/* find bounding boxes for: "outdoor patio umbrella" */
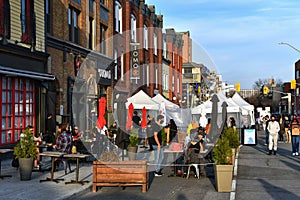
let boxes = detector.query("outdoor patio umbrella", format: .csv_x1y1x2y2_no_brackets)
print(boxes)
96,97,106,129
141,106,147,129
126,103,134,131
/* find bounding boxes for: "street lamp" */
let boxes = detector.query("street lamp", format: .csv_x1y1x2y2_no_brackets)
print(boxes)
279,42,300,114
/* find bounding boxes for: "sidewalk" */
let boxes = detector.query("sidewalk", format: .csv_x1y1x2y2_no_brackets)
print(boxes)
0,155,93,200
236,130,300,199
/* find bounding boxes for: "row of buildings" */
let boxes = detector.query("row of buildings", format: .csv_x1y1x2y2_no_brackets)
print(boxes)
0,0,219,146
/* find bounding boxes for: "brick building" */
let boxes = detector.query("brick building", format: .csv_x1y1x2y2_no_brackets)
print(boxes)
0,1,54,146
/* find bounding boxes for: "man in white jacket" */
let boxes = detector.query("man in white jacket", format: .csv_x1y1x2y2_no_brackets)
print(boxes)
267,115,280,155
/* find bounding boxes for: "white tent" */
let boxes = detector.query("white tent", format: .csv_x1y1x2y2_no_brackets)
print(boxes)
125,90,160,110
232,93,255,126
152,93,179,110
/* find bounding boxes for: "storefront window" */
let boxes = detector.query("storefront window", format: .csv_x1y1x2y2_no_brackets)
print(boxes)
0,76,36,145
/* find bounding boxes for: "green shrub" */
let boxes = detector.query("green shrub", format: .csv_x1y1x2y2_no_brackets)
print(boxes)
128,127,139,147
222,126,240,149
212,136,232,165
13,128,37,159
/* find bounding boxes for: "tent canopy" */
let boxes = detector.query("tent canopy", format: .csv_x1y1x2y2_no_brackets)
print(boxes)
126,90,160,110
152,93,179,110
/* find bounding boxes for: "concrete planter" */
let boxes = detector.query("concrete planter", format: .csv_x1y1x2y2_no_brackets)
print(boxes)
214,164,233,192
127,146,138,160
19,158,33,181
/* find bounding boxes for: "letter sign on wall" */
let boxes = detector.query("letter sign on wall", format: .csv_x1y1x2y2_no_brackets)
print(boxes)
130,43,140,80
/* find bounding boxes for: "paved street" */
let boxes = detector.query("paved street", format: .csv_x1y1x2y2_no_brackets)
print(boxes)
236,130,300,200
1,130,300,200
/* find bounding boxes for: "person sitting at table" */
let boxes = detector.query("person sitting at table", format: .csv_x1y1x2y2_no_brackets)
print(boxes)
184,127,206,177
72,125,84,153
54,123,72,172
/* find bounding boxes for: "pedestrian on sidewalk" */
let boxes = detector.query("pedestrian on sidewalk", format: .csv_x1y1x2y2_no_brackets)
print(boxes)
267,115,280,155
264,115,270,146
291,115,300,156
284,115,291,143
152,115,165,176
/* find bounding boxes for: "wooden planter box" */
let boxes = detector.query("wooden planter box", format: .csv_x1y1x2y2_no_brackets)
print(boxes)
93,160,148,192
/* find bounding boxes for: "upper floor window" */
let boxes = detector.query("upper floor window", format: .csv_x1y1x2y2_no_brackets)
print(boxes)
0,0,10,39
21,0,35,44
114,1,122,33
100,25,107,54
89,0,94,13
88,17,94,49
130,14,136,42
143,24,148,49
153,32,157,55
68,7,80,44
72,0,81,5
45,0,51,33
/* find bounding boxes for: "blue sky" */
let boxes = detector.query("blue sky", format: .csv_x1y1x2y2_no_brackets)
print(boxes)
147,0,300,89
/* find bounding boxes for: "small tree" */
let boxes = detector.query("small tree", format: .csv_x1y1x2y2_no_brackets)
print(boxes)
222,127,240,149
13,128,37,159
128,127,139,147
212,137,232,165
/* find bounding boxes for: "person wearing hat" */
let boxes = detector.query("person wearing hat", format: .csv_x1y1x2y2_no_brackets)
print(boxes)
267,115,280,155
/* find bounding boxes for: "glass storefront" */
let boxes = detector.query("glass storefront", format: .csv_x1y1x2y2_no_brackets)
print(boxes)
1,76,36,145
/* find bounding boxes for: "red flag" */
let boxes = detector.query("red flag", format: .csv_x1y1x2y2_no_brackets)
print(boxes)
126,103,134,131
141,107,147,129
96,97,106,129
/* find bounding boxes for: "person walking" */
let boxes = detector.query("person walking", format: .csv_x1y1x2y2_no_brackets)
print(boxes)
291,115,300,156
284,115,291,143
264,115,270,146
152,114,165,176
267,115,280,155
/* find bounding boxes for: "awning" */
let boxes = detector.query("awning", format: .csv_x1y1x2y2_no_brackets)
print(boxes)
0,66,55,81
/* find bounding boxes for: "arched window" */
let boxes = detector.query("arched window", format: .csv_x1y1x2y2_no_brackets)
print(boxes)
143,24,148,49
114,1,122,33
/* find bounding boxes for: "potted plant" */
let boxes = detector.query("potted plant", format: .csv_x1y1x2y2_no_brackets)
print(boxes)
222,126,240,164
127,127,139,160
13,127,37,180
212,136,233,192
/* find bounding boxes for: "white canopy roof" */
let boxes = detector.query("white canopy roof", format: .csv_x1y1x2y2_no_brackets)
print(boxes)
232,93,254,112
126,90,160,110
152,93,179,110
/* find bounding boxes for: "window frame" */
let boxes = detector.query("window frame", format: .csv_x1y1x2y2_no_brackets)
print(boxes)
114,1,122,33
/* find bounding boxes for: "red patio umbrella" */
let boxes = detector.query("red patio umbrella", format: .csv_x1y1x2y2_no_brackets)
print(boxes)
141,107,147,129
96,97,106,129
126,103,134,131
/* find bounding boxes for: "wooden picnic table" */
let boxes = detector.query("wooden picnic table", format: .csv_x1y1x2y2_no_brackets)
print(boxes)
63,153,91,185
39,151,65,183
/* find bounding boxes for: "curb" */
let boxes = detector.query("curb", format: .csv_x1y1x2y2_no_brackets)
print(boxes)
230,145,242,200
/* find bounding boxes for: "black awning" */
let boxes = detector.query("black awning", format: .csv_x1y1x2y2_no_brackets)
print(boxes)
0,66,55,81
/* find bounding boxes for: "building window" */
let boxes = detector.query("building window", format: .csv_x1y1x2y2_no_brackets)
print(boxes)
1,77,36,145
100,0,105,5
0,0,11,39
114,49,118,80
114,1,122,33
155,66,158,88
89,0,94,13
21,0,35,43
130,14,136,42
100,25,107,54
146,64,149,87
143,24,148,49
68,7,80,44
184,68,192,74
296,70,299,79
45,0,51,33
88,17,94,49
72,0,81,5
153,32,157,55
121,53,124,81
163,34,167,58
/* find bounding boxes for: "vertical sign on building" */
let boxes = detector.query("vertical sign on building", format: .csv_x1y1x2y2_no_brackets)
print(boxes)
130,43,140,81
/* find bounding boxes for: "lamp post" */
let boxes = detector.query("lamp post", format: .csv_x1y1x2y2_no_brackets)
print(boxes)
279,42,300,114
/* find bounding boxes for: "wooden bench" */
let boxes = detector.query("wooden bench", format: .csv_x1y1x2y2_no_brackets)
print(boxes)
93,160,148,192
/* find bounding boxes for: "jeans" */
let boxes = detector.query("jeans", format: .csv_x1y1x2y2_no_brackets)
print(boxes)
291,136,300,153
265,131,269,145
152,145,164,173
